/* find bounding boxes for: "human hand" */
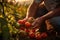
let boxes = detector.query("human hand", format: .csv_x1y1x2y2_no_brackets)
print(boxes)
32,17,45,28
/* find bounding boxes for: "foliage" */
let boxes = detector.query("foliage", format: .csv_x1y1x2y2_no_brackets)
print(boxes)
0,0,29,40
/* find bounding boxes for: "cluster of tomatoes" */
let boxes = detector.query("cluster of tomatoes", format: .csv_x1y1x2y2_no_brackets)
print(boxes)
17,17,48,40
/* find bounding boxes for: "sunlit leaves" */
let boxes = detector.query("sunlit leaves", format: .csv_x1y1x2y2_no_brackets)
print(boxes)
0,0,29,40
0,14,3,18
3,1,29,33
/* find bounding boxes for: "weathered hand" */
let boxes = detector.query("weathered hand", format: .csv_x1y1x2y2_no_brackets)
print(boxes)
32,17,44,28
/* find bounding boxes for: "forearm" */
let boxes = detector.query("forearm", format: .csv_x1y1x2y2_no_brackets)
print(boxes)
41,7,60,20
26,0,43,18
26,1,39,18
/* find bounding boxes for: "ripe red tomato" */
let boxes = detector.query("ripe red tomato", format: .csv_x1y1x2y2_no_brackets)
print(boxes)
25,22,31,28
25,29,30,33
41,32,47,38
35,33,41,39
18,20,26,24
29,32,35,38
20,27,25,30
32,29,35,32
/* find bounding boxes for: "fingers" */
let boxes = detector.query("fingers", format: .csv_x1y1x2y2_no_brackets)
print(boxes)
32,21,40,28
32,18,39,25
32,22,40,29
32,21,36,26
34,24,39,27
32,18,40,27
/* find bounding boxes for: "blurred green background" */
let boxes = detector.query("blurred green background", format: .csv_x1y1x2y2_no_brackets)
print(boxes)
0,0,30,40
